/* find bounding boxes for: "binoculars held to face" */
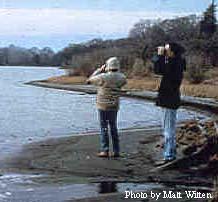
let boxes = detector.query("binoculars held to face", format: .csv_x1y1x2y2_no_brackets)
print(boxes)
157,44,174,57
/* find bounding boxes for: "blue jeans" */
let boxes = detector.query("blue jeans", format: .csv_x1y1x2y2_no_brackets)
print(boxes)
98,110,119,154
162,108,177,160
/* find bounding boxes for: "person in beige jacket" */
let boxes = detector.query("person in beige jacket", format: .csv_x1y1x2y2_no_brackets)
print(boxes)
87,57,127,158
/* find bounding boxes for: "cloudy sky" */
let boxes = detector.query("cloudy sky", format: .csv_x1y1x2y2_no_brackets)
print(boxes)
0,0,213,50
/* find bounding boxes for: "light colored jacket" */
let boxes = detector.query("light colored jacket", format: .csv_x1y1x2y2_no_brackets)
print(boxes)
88,69,127,110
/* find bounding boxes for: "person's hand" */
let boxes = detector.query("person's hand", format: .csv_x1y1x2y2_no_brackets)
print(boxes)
166,49,174,58
157,46,165,56
86,80,91,85
100,64,106,72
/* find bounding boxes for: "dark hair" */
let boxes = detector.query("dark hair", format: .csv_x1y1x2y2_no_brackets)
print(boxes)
169,42,185,57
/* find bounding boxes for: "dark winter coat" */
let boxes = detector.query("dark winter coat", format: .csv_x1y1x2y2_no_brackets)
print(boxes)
153,55,186,109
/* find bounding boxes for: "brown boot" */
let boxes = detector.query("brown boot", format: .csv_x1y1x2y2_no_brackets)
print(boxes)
97,151,109,158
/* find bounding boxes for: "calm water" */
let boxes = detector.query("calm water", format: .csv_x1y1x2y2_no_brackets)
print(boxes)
0,66,206,155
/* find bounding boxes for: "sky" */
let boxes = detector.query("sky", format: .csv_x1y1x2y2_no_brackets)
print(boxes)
0,0,214,51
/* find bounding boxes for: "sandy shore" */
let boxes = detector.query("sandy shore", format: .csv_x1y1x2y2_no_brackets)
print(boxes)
1,127,215,200
2,128,162,180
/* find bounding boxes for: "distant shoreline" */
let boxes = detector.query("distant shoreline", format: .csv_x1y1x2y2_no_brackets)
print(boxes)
27,79,218,115
0,65,59,68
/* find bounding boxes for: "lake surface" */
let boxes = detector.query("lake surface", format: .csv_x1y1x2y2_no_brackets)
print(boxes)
0,66,206,155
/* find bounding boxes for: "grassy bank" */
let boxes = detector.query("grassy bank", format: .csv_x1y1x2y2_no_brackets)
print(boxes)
43,75,218,100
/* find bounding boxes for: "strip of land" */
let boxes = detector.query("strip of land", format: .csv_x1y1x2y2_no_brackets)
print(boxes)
41,75,218,100
27,78,218,114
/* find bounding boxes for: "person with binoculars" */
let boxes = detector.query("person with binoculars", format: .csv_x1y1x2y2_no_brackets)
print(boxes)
87,57,127,158
152,42,186,166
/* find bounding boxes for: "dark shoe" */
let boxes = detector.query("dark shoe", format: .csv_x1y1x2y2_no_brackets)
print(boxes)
111,152,120,158
97,151,109,158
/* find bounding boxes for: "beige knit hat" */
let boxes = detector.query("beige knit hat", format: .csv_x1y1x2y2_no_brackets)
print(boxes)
105,57,120,71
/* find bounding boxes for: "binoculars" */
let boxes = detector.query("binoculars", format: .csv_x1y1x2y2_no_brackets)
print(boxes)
157,44,171,56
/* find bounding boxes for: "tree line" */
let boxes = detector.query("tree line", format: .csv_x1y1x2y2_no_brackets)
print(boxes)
0,2,217,83
0,45,59,66
57,2,217,83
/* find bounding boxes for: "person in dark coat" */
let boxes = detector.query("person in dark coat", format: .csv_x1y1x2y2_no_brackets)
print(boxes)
152,42,186,166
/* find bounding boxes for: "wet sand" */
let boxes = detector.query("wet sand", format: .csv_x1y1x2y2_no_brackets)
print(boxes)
1,127,215,202
2,128,161,179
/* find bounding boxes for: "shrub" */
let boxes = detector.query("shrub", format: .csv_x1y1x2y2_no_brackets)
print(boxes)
64,63,95,77
64,68,76,76
131,58,152,77
186,63,206,84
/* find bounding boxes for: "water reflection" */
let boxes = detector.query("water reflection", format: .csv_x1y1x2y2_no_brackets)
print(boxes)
98,182,117,194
